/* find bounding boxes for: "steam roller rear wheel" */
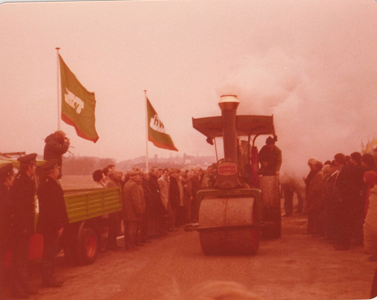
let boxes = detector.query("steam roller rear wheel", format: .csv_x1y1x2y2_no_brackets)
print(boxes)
198,196,259,255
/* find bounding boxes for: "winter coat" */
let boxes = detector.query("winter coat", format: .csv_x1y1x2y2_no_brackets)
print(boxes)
10,172,36,236
308,170,324,211
43,134,69,166
123,179,145,222
258,145,282,175
149,174,167,216
37,176,68,235
158,176,170,210
169,177,180,210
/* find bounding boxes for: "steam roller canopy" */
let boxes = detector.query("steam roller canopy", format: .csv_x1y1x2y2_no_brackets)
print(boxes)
198,196,259,255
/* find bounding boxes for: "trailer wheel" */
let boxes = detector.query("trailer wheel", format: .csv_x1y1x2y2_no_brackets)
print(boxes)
77,228,98,265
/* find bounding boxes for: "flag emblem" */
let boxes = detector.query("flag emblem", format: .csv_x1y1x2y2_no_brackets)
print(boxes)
147,98,178,151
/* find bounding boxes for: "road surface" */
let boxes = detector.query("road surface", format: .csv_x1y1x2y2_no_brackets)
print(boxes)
18,214,376,300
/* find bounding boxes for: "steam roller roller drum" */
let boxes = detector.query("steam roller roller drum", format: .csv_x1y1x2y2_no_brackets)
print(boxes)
198,196,259,255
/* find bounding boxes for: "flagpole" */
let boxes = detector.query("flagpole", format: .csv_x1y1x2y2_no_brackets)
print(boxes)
144,90,149,171
56,47,61,130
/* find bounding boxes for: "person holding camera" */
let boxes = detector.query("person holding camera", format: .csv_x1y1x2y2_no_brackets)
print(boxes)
43,130,70,178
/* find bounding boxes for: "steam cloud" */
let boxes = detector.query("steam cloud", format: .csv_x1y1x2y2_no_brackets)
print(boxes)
217,45,377,179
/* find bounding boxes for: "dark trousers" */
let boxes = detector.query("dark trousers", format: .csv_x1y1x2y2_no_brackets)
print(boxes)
108,215,120,248
124,221,139,249
283,187,294,216
334,202,352,247
191,199,199,222
42,233,60,283
323,201,336,241
139,213,149,242
148,215,158,237
10,233,31,293
157,215,168,236
168,207,178,230
309,209,324,235
351,201,365,244
176,206,186,226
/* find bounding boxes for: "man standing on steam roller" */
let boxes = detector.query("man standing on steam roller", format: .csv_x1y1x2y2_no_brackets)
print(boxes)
258,136,282,176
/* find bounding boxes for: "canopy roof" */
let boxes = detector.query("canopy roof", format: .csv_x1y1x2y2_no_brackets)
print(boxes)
192,115,276,143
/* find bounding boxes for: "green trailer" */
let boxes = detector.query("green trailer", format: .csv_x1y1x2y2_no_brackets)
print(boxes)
62,187,123,264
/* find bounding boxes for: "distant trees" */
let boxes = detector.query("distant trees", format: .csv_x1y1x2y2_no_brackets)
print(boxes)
61,154,216,175
63,156,115,175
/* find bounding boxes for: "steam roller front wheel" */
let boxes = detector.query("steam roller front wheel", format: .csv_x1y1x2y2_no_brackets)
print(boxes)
198,196,259,255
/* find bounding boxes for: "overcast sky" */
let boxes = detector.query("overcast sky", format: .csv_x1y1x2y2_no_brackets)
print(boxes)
1,0,377,176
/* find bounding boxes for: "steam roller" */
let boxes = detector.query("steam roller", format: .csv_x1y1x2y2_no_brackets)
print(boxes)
191,95,281,255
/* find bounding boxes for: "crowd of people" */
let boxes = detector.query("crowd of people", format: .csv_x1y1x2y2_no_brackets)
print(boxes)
0,128,229,299
91,164,217,252
0,133,284,299
283,151,377,258
4,129,377,298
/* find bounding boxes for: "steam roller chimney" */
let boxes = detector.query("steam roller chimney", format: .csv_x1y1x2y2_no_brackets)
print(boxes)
218,95,240,164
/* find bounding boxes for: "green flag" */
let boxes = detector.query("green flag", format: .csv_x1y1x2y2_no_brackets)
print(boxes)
147,98,178,151
59,55,99,143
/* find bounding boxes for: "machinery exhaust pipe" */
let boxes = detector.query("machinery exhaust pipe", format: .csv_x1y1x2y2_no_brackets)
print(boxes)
218,95,240,164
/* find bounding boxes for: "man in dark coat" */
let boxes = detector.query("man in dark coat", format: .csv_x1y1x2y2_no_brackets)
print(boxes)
10,153,38,298
123,171,145,250
258,136,282,176
106,169,124,250
333,153,354,250
190,168,202,222
0,163,15,300
149,167,167,237
43,130,70,178
168,169,181,230
37,159,68,287
349,152,366,246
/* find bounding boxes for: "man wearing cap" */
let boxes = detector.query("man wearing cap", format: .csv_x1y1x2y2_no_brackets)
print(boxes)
43,130,70,178
37,159,68,287
10,153,38,298
0,163,15,299
123,170,146,250
258,136,282,176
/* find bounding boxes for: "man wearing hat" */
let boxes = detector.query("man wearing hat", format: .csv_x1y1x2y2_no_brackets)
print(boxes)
37,159,68,288
0,163,15,299
123,170,145,250
10,153,38,298
258,136,282,176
